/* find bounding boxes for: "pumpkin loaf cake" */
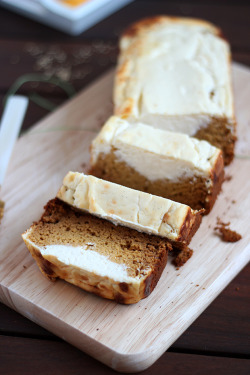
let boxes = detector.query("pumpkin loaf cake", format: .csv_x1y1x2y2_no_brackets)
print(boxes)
22,173,202,303
57,172,203,246
90,116,224,213
114,16,236,165
22,198,171,304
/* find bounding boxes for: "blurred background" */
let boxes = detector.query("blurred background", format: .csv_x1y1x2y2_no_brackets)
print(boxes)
0,0,249,130
0,1,250,374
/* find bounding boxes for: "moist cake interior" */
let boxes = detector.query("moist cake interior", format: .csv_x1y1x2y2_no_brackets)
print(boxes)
28,198,171,279
90,149,224,212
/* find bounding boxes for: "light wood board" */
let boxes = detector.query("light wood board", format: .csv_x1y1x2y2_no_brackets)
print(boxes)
0,62,249,373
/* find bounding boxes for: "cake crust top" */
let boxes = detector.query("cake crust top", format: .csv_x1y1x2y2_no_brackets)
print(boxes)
114,16,233,122
121,16,221,47
57,172,202,244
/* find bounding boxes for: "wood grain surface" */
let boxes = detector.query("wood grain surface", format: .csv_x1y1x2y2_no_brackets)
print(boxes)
0,2,250,374
0,63,249,372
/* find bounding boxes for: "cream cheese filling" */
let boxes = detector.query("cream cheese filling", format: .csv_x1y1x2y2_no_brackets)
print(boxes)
128,113,212,136
91,117,220,182
37,243,139,284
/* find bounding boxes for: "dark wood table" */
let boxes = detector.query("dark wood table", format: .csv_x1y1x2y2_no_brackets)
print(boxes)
0,1,249,374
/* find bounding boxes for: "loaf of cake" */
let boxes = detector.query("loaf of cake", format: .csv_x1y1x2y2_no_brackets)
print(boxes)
90,116,224,213
114,16,236,165
57,172,203,246
22,198,171,304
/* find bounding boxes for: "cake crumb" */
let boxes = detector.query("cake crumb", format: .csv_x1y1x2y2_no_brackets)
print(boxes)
0,200,4,224
224,174,232,182
215,218,242,242
80,162,87,170
173,247,193,267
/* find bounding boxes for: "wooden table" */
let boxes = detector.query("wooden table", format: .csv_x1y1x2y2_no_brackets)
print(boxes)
0,1,249,374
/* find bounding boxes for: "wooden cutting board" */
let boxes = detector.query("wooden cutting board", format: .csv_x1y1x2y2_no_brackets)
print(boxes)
0,62,249,373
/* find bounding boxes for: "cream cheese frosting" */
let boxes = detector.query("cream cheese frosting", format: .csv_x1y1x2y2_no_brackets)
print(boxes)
90,116,221,182
114,17,234,132
57,172,196,241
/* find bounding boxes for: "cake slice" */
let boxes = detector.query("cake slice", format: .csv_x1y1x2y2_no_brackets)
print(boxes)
22,198,170,304
22,173,202,303
57,172,203,246
90,116,224,213
114,16,236,165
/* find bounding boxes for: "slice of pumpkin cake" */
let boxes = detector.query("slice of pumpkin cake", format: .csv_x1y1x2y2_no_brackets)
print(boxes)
22,198,170,304
22,173,202,304
57,172,203,245
90,116,224,213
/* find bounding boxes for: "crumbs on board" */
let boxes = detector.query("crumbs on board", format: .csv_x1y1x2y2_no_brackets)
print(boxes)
0,200,4,224
214,218,242,242
173,247,193,268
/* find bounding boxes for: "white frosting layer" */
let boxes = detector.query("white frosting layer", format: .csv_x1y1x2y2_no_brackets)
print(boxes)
39,244,137,283
57,172,194,241
114,17,234,132
91,116,221,182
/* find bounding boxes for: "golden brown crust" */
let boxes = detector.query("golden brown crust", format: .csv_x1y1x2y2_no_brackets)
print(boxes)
177,207,204,248
206,151,225,212
119,98,134,119
121,15,221,41
143,248,168,298
0,200,4,224
24,240,168,304
24,240,57,281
